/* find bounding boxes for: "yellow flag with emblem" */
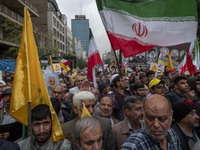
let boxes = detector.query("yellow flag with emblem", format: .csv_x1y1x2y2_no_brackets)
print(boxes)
10,7,65,142
81,103,92,118
59,61,70,72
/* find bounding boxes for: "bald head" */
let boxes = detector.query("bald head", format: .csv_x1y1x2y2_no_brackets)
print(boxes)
144,94,171,114
143,94,172,142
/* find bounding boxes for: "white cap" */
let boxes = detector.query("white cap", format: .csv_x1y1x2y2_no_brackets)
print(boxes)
110,74,119,84
0,81,6,86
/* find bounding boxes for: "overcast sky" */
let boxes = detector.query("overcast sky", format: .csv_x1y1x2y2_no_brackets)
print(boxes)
56,0,111,56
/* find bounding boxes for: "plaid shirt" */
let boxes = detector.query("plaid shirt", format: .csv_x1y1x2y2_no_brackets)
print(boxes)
120,126,182,150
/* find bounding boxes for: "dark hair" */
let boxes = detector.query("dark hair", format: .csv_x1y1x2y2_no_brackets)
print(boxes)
31,104,51,121
139,73,146,80
50,98,61,115
130,82,144,92
124,95,143,110
99,95,113,105
173,76,187,85
111,75,123,88
146,70,155,77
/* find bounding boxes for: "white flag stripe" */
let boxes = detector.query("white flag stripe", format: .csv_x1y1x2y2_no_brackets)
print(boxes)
99,10,197,45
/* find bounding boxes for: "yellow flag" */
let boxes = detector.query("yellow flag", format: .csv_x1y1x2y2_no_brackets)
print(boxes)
168,51,173,71
49,55,55,73
81,103,92,118
10,7,65,142
59,61,70,72
72,71,77,82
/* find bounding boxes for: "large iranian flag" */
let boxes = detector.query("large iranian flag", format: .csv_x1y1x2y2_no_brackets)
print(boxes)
87,29,102,88
96,0,198,58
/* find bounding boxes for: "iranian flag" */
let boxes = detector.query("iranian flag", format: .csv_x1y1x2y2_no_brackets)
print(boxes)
96,0,197,57
87,29,102,88
177,38,199,75
186,38,199,75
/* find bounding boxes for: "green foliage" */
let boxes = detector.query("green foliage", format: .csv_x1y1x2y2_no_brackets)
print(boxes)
76,57,87,69
2,19,22,44
104,58,111,64
37,33,59,59
2,19,22,58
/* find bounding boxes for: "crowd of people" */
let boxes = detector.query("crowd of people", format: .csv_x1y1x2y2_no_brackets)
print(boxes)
1,67,200,150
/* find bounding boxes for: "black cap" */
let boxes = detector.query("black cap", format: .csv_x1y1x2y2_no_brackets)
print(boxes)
173,102,194,122
1,88,12,97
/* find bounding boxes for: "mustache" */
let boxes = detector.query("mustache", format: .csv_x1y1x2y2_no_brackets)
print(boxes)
36,132,48,136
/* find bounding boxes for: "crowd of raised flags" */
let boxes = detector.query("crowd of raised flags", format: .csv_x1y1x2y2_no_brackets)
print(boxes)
0,0,200,149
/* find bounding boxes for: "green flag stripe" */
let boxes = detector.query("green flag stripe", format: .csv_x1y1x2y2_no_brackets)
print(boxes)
96,0,197,20
89,28,94,40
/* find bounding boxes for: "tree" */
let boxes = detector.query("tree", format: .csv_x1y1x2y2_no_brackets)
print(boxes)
37,33,59,59
2,19,22,58
76,57,87,69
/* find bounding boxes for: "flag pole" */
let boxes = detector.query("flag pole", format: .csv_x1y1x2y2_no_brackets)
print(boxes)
28,102,34,150
23,8,33,150
113,50,121,76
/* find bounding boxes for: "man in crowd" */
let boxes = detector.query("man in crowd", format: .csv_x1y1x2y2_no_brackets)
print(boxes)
131,82,145,98
146,78,165,98
145,70,155,86
99,96,118,127
121,94,181,150
0,139,20,150
18,104,71,150
61,91,114,150
165,76,193,105
172,102,200,150
51,85,72,123
69,76,84,95
109,75,132,121
112,95,143,150
73,117,103,150
139,73,147,85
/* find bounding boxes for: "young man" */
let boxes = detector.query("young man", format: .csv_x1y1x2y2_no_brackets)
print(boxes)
146,78,165,98
18,104,71,150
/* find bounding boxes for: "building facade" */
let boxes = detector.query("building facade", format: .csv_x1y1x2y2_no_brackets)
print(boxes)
71,15,89,54
0,0,38,58
30,0,67,56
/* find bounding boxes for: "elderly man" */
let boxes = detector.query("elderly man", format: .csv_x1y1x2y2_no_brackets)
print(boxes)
51,85,72,123
73,117,103,150
61,91,115,150
113,95,143,150
172,102,200,150
18,104,71,150
47,76,56,96
121,94,182,150
99,96,118,127
69,76,84,95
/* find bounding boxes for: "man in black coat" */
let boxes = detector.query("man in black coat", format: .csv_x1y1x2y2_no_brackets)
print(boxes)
172,102,200,150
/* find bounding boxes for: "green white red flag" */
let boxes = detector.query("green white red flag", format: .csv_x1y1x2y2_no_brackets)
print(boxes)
87,29,102,87
96,0,198,58
177,38,199,75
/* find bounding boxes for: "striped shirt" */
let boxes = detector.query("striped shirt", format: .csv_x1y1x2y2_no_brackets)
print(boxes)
120,127,182,150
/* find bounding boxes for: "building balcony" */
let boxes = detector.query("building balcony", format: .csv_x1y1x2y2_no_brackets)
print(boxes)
0,0,39,17
0,3,23,25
